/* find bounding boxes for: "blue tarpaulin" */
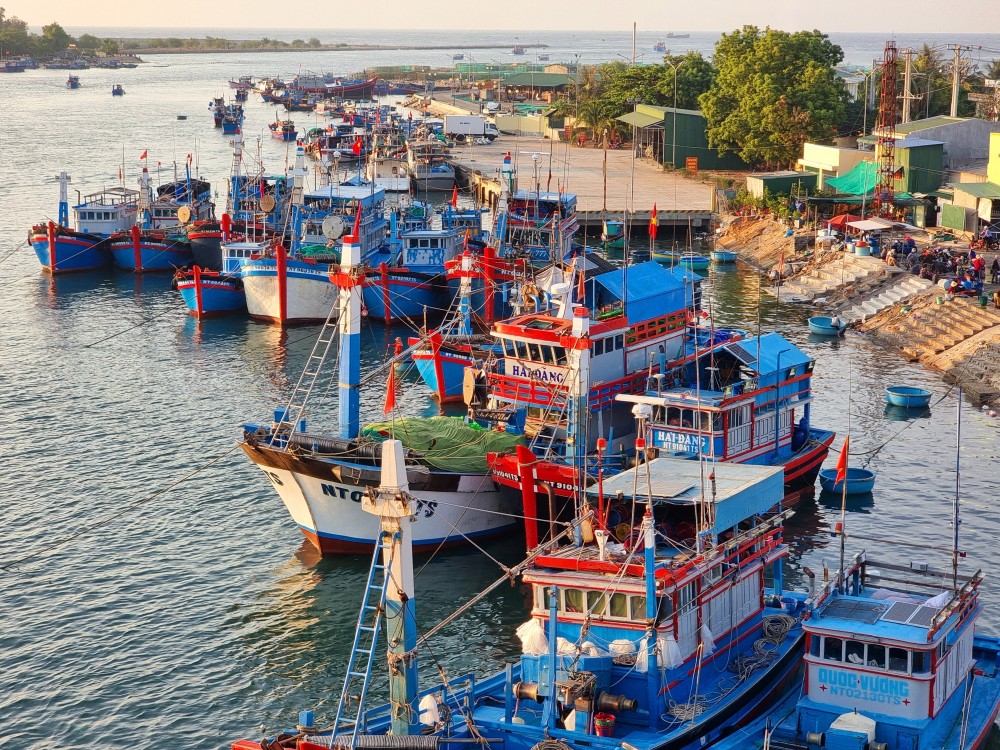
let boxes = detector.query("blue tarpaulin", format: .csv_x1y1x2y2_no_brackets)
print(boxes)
592,261,686,324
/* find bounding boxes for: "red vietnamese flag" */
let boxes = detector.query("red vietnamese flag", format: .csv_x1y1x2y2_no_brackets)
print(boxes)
648,203,658,240
834,436,850,486
352,136,363,156
139,149,147,160
450,185,458,209
383,368,397,414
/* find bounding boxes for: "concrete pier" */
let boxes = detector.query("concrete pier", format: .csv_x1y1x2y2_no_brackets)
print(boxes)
443,137,713,231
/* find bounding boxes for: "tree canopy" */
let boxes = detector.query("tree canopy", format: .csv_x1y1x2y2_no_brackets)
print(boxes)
699,26,849,168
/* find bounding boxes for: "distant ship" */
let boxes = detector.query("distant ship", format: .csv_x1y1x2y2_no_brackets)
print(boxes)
666,32,689,38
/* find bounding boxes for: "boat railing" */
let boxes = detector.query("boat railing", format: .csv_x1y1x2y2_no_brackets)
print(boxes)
488,371,567,409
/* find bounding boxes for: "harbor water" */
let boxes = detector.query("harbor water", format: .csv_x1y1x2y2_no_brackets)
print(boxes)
2,33,1000,747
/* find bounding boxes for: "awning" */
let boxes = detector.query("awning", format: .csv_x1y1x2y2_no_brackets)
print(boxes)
616,111,663,128
848,219,895,231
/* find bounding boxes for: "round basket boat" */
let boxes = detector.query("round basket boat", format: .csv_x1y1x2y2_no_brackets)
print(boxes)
679,253,710,271
711,250,738,263
885,386,932,408
808,316,847,336
819,467,876,494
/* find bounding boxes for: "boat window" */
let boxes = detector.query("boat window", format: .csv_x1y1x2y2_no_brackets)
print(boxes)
712,413,723,432
540,346,558,365
698,411,713,431
610,593,628,618
514,340,528,359
592,339,604,356
563,589,584,613
705,564,723,584
666,407,681,426
888,647,909,673
587,591,607,615
631,595,648,620
527,343,544,362
845,640,865,665
554,347,567,365
824,637,844,662
912,650,929,674
868,644,886,669
678,582,697,610
614,335,624,350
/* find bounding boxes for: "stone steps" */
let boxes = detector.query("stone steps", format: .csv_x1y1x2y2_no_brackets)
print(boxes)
839,275,935,323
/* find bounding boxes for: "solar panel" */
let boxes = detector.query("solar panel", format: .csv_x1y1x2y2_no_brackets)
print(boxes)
905,606,939,628
880,601,922,625
727,342,758,365
821,598,888,624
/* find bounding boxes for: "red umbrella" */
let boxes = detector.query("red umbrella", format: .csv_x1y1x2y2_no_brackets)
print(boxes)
826,213,861,229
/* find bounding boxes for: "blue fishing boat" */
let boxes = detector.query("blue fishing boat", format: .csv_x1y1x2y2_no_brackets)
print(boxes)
111,84,125,96
616,331,836,500
818,466,877,494
220,103,243,134
654,41,667,52
268,118,296,141
714,517,1000,749
28,172,139,273
234,440,805,750
808,315,847,336
209,96,225,127
66,75,80,89
885,385,932,408
174,263,246,318
710,249,738,263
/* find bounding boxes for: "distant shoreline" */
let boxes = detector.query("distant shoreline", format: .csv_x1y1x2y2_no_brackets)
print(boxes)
124,42,549,55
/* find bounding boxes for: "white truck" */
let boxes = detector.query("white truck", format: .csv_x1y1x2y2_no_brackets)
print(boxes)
443,115,499,143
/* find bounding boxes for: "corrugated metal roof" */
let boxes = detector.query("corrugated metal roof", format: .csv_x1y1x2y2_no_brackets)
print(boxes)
502,72,574,87
886,115,965,134
894,137,945,149
593,261,685,324
948,181,1000,199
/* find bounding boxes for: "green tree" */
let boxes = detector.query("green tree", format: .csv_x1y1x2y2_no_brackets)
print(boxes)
76,33,100,50
40,21,71,52
101,38,119,55
699,26,848,168
307,37,321,47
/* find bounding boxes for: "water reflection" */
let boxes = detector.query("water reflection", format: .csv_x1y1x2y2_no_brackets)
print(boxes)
884,404,932,421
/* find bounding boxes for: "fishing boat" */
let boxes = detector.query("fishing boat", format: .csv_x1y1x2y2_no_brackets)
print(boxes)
512,44,526,55
66,75,80,89
614,331,835,500
209,96,225,127
268,118,297,142
600,217,626,249
28,172,139,273
239,149,388,325
173,262,246,318
407,139,456,192
714,402,1000,749
653,41,667,52
538,53,550,61
452,53,464,61
111,84,125,96
234,87,248,103
106,167,194,272
808,315,847,336
239,233,521,553
885,385,932,408
678,252,710,271
228,75,254,89
710,249,738,263
234,432,805,750
220,103,243,135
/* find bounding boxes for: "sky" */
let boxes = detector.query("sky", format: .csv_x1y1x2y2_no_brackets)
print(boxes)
7,0,1000,34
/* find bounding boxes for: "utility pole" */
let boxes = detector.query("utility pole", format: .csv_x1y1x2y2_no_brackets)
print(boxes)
950,46,962,117
632,22,636,66
902,48,914,124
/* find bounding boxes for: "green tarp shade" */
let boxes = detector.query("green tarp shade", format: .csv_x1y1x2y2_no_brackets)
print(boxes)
824,162,877,195
948,182,1000,199
361,416,525,474
806,194,923,207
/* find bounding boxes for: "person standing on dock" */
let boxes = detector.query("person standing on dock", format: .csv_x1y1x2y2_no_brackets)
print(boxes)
990,257,1000,284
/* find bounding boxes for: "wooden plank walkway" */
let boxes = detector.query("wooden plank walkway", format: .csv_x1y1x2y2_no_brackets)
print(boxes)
444,136,714,228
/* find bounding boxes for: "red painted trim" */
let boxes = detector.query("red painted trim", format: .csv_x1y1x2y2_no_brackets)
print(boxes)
484,244,496,325
47,221,57,270
380,262,392,323
131,225,142,272
193,264,204,318
276,244,287,324
430,334,446,401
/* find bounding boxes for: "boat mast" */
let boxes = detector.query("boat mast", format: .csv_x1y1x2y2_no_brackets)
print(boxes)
363,439,420,737
566,306,591,520
57,171,71,226
953,387,962,594
338,223,363,439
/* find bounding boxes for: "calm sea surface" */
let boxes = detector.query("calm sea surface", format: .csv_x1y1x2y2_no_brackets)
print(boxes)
1,31,1000,748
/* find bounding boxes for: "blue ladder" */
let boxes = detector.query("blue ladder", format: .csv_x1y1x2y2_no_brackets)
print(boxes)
332,529,396,746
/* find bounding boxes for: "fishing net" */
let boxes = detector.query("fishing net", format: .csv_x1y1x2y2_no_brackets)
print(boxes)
361,416,524,474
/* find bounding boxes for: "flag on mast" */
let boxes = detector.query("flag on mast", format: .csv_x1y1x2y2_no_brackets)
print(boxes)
648,204,658,240
139,150,147,161
450,185,458,209
383,368,397,414
834,436,850,486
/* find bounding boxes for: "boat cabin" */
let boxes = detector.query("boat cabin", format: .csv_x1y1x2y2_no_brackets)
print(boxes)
618,332,815,465
298,184,387,253
398,228,462,271
800,552,987,745
504,458,795,737
73,187,139,235
500,189,579,262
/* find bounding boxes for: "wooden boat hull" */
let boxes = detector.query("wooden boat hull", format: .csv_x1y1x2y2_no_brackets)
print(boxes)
175,269,246,318
107,232,193,272
240,257,340,325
